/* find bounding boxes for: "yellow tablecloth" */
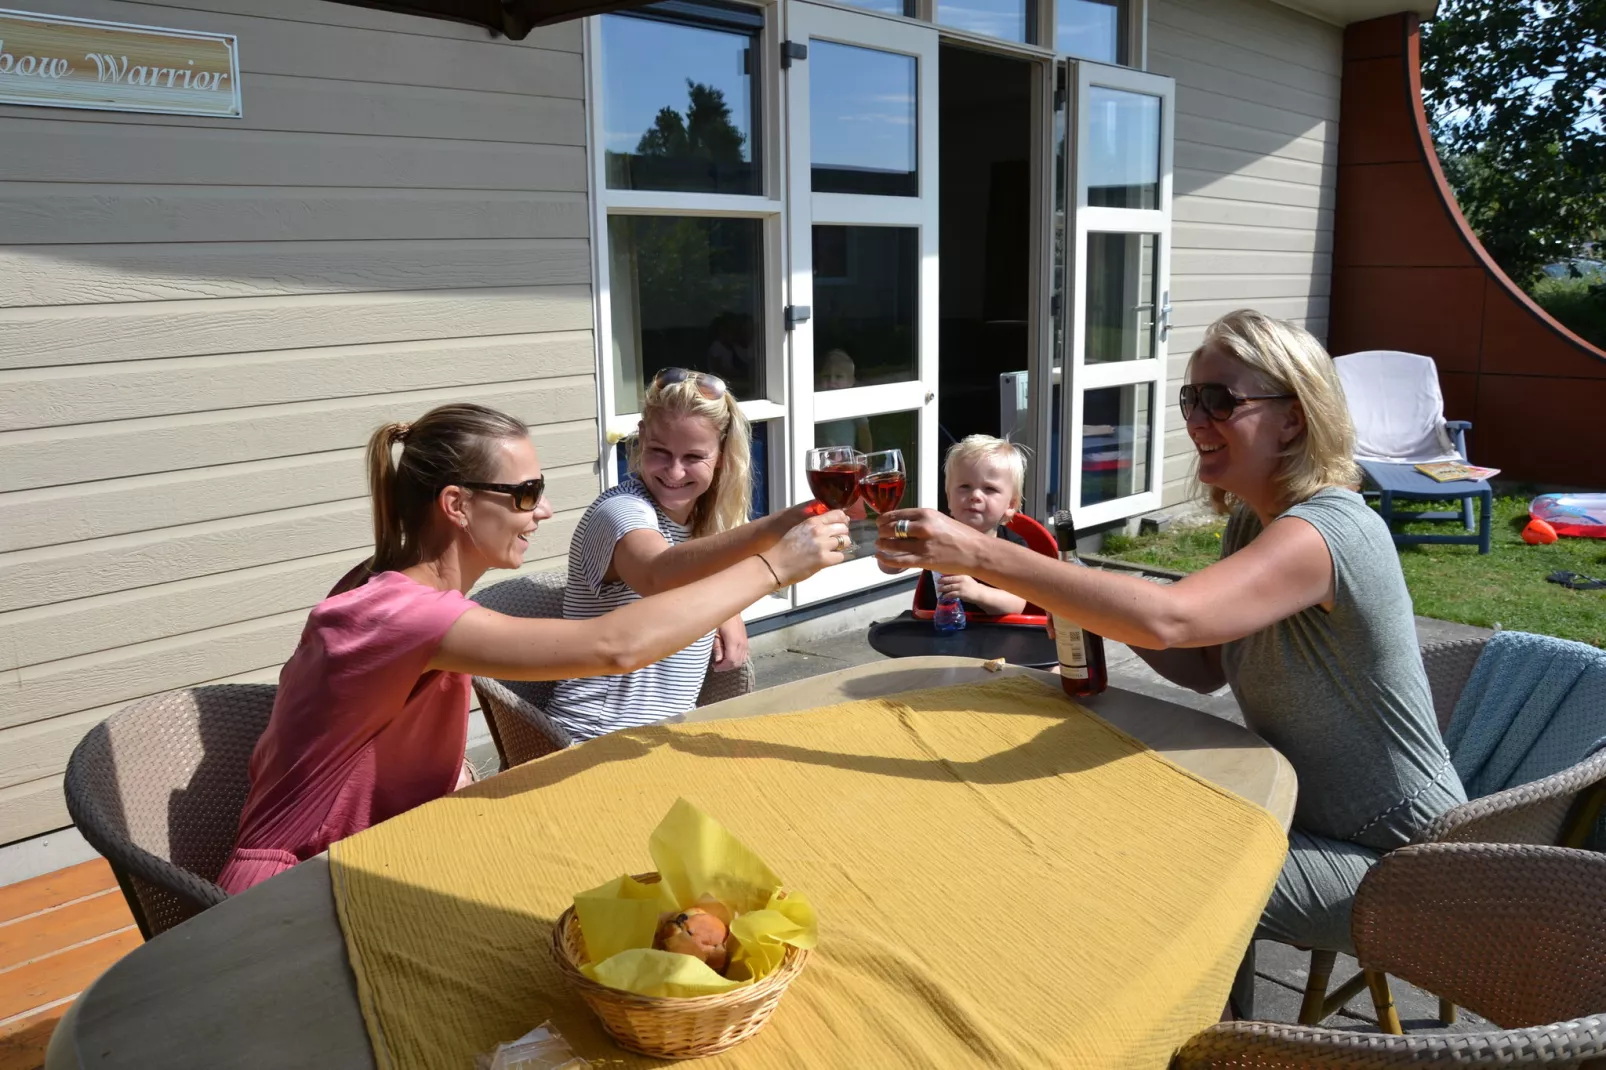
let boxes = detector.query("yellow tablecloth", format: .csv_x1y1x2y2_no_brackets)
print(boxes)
330,676,1287,1070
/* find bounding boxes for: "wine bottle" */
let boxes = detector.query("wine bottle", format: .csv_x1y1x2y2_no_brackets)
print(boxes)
1050,510,1108,697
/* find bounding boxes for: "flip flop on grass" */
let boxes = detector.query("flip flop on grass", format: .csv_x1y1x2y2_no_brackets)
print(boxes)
1546,571,1606,591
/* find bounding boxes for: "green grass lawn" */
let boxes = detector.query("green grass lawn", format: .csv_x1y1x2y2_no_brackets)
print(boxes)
1101,495,1606,648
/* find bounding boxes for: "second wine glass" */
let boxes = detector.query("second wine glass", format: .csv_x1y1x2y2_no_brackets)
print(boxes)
858,449,907,515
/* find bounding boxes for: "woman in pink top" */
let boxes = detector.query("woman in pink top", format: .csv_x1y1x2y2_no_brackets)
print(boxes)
219,403,849,894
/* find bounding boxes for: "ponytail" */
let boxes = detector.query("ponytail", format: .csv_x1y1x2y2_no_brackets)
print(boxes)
366,422,413,574
359,404,529,579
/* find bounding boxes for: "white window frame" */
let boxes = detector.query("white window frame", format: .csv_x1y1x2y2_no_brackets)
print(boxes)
1061,58,1174,530
586,1,793,621
782,0,942,605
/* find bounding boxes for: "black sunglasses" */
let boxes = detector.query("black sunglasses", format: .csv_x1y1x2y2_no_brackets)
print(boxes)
652,367,728,401
456,477,545,511
1179,382,1296,422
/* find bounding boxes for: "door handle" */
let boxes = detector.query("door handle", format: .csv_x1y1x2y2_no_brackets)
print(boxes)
1158,290,1173,342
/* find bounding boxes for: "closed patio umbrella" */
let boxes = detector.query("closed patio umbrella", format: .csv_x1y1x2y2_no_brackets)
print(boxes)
325,0,652,37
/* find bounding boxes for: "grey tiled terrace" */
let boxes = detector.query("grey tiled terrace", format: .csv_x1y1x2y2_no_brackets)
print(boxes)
748,588,1497,1036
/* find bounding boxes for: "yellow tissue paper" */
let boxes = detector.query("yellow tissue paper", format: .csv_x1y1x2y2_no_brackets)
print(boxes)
572,798,817,998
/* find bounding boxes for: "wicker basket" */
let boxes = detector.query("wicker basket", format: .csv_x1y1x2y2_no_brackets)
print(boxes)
551,872,810,1059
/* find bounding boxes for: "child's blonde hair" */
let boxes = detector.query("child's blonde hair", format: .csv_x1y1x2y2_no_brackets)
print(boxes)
821,349,855,377
1187,309,1360,514
631,376,752,537
943,435,1030,508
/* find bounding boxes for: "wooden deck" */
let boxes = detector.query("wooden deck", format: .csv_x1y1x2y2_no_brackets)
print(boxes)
0,861,139,1070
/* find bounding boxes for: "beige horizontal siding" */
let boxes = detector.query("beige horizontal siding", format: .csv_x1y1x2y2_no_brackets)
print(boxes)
1151,0,1340,508
0,0,597,842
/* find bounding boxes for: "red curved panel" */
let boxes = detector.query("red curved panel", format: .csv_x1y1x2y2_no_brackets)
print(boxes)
1330,13,1606,488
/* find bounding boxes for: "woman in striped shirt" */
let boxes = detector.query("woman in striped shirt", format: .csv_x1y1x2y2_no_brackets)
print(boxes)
547,369,831,741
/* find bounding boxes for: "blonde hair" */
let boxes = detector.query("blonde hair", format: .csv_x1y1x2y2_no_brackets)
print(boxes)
821,349,855,376
631,376,752,537
1189,309,1360,514
944,434,1030,508
364,403,530,575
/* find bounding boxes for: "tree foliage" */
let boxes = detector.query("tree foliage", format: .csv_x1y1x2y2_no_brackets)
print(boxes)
635,81,747,166
1421,0,1605,284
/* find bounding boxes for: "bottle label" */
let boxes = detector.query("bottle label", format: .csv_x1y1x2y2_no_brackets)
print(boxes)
1052,614,1091,671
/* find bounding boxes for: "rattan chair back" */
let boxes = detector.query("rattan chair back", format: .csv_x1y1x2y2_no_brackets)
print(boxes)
1177,844,1606,1068
470,571,756,770
64,684,277,938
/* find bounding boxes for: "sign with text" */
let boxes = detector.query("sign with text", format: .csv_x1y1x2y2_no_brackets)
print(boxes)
0,8,240,118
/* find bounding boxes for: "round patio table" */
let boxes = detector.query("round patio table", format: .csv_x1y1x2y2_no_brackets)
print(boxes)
867,612,1059,668
47,657,1295,1070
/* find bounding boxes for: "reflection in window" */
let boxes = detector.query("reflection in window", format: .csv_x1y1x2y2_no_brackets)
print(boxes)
937,0,1031,45
834,0,914,14
1087,86,1160,209
1085,233,1158,364
1082,383,1152,506
1057,0,1123,62
812,226,919,390
601,5,762,194
810,41,918,196
608,216,763,414
814,410,919,550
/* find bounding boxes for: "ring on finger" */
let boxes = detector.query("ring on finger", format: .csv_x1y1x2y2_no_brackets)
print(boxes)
834,533,851,551
893,518,913,540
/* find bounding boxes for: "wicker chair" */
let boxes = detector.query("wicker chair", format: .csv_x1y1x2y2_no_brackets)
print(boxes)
1296,636,1606,1033
471,572,756,770
63,684,277,939
1175,843,1606,1068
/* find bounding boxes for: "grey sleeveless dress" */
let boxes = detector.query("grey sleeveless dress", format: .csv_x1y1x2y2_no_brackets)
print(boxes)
1221,488,1466,952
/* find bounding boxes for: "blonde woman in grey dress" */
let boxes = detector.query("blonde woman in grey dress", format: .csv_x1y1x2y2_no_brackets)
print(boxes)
876,308,1466,957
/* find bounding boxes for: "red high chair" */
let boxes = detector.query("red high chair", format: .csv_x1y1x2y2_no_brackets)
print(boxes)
908,512,1057,625
869,513,1060,669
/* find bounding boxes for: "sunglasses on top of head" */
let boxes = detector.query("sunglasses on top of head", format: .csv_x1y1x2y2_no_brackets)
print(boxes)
651,367,728,402
1179,382,1296,422
454,477,545,511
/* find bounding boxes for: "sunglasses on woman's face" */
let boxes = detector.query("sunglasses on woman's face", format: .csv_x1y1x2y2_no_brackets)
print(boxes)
651,367,728,401
456,477,545,511
1179,382,1295,422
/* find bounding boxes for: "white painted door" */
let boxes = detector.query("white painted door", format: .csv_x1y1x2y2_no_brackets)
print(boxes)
1062,60,1174,530
783,1,940,603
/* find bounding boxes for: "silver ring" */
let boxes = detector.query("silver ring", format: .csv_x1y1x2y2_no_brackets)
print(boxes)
893,518,912,540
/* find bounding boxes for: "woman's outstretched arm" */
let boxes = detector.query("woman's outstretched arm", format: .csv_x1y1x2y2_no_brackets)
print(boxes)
610,501,822,596
875,508,1333,650
431,510,847,680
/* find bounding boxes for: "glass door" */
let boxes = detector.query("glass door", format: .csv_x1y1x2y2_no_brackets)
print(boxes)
1060,60,1173,529
783,2,940,604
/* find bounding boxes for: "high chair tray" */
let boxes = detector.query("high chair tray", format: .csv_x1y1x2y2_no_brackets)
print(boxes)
867,614,1058,669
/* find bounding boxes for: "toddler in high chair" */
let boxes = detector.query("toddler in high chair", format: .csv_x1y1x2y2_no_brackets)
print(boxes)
881,435,1031,617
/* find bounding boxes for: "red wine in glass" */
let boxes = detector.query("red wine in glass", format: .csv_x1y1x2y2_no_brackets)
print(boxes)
805,446,864,510
807,464,864,510
860,472,906,514
859,449,907,515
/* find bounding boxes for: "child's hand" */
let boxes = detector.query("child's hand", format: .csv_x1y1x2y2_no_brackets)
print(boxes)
936,574,985,603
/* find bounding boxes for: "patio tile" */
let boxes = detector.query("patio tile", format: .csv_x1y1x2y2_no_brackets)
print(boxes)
1249,940,1492,1034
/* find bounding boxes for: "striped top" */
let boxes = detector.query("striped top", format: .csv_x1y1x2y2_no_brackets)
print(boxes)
546,477,714,741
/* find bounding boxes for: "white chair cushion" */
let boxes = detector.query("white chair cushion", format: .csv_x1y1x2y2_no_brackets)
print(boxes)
1334,350,1463,464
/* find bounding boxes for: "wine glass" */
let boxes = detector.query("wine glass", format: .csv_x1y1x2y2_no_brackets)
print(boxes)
805,446,865,511
858,449,907,515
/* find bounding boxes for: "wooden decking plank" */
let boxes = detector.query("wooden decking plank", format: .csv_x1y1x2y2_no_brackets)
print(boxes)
0,928,141,1023
0,863,117,927
0,892,134,967
0,1004,66,1070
